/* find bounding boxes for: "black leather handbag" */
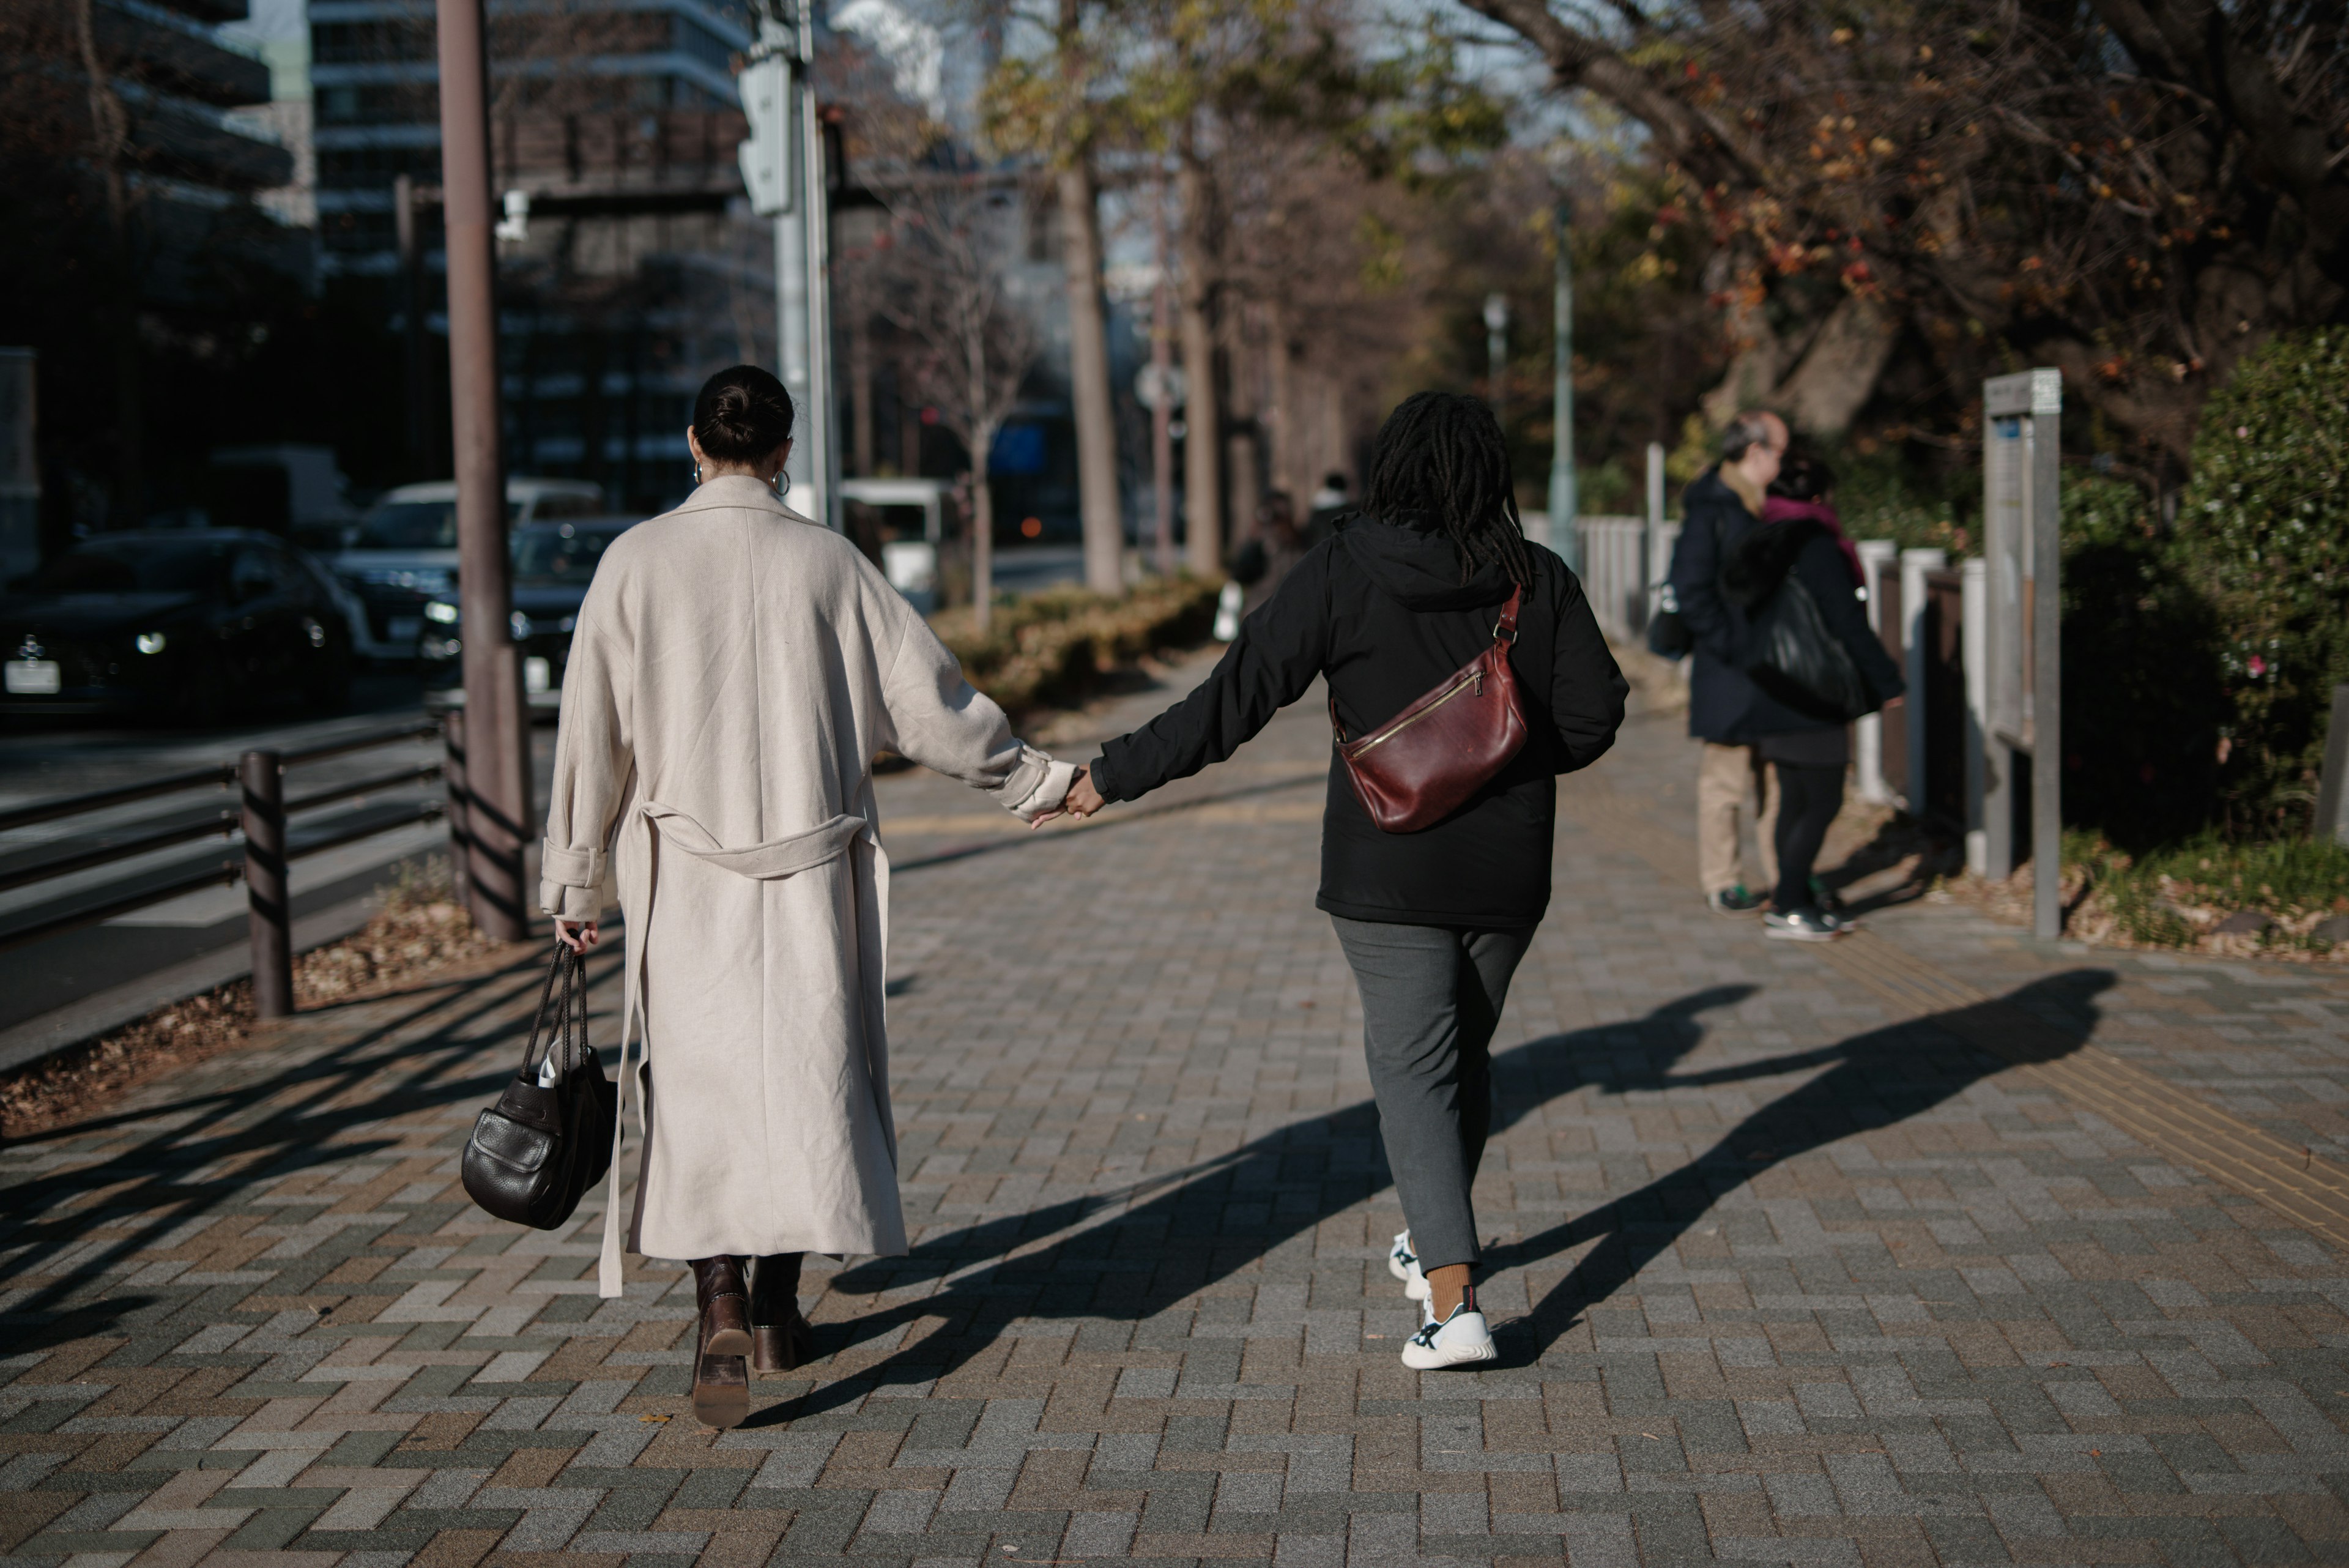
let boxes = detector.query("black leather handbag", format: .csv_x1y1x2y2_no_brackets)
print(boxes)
462,945,617,1230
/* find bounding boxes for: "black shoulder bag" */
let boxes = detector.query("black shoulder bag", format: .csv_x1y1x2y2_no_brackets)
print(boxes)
462,945,618,1229
1723,519,1876,724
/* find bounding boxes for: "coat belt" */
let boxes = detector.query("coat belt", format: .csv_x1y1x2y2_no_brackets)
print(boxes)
639,801,867,877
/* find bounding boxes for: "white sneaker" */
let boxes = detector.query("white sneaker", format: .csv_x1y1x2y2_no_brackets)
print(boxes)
1387,1230,1430,1302
1401,1300,1497,1370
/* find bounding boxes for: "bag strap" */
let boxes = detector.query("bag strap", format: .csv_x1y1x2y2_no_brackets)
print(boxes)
1492,584,1522,645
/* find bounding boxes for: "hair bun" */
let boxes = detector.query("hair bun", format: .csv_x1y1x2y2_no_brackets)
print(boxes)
692,366,795,464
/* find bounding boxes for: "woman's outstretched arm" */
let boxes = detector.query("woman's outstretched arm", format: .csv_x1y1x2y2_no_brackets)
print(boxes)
871,567,1074,822
1086,549,1333,806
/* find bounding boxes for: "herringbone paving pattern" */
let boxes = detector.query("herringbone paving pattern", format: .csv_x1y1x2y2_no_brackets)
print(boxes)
9,651,2349,1567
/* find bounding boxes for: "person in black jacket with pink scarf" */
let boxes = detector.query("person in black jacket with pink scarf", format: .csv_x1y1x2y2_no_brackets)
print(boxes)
1061,393,1627,1369
1730,453,1905,939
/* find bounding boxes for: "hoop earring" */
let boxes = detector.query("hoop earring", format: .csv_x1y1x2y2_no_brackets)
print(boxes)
692,461,702,485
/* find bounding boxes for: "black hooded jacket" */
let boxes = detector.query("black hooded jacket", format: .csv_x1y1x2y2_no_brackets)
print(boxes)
1088,515,1628,927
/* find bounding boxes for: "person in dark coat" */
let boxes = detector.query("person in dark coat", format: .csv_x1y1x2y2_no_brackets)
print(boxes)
1061,393,1627,1370
1731,453,1906,938
1665,412,1788,913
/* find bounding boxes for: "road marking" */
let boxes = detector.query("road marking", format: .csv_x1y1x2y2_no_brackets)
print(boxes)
1560,785,2349,1254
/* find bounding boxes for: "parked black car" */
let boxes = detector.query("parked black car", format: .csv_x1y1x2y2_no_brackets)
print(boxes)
421,518,637,710
0,531,354,723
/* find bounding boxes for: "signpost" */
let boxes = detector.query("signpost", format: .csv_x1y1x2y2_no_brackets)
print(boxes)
1980,368,2063,939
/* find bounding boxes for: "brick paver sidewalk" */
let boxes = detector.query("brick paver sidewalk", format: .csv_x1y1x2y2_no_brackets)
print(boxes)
9,647,2349,1568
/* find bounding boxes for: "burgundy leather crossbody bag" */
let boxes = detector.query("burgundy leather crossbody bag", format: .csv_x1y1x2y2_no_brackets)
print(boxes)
1330,584,1528,833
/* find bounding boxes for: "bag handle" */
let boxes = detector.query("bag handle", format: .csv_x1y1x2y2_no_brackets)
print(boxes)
519,944,587,1079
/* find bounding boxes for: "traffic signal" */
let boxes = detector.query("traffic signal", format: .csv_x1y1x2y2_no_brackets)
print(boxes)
737,56,794,217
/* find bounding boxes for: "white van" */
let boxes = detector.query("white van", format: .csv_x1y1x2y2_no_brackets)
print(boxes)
331,477,604,660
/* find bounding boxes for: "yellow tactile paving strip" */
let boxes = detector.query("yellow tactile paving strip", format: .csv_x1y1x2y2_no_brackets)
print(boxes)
1562,785,2349,1254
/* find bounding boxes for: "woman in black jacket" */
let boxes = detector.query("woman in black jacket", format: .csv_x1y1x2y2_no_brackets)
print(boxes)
1062,393,1627,1368
1726,453,1905,940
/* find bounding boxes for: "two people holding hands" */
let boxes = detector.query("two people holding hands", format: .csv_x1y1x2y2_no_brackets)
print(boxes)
545,373,1622,1425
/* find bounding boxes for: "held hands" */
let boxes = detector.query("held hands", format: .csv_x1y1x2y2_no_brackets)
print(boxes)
1030,765,1108,829
555,919,599,954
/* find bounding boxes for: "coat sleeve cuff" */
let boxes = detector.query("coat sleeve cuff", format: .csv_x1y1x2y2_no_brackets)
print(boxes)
541,841,607,919
995,747,1075,822
542,880,605,921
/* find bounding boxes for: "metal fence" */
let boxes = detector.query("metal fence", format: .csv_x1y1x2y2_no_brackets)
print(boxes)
0,721,464,1018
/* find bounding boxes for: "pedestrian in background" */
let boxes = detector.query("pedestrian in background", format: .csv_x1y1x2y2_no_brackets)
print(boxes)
1304,470,1353,549
1664,411,1789,915
541,365,1077,1429
1734,452,1905,938
1238,491,1306,612
1061,392,1627,1370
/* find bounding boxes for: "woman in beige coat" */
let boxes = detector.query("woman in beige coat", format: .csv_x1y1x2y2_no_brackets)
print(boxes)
543,365,1075,1427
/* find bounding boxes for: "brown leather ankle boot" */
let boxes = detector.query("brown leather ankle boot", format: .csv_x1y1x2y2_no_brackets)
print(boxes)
692,1255,753,1357
689,1255,752,1427
748,1252,815,1375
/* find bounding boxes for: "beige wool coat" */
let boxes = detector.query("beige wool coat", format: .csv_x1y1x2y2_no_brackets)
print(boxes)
540,475,1073,1296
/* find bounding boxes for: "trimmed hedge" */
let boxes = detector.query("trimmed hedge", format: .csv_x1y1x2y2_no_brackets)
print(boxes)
932,576,1222,719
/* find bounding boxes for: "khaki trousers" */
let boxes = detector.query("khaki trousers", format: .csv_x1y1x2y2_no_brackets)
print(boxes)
1697,743,1778,895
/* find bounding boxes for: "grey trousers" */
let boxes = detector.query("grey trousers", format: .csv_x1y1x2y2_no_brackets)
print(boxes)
1331,916,1534,1274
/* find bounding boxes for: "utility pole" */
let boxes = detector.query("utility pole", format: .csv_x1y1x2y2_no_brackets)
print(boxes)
739,0,837,529
1548,190,1579,575
432,0,529,941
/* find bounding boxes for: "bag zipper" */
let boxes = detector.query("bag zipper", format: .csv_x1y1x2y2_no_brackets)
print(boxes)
1348,664,1486,756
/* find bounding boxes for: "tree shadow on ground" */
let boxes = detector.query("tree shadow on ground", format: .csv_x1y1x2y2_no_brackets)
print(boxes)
0,942,609,1352
758,970,2113,1419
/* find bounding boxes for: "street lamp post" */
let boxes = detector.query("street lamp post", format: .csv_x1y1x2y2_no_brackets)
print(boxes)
1483,292,1508,429
1548,191,1579,575
740,0,837,530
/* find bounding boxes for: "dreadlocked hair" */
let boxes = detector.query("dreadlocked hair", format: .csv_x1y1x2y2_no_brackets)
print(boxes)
1358,391,1534,588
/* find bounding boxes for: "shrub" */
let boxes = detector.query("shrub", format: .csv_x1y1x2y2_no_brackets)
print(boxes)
2177,329,2349,834
2058,473,2224,847
931,575,1221,718
2066,830,2349,956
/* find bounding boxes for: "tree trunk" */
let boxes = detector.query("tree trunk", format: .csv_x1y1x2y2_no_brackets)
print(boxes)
1224,304,1260,526
847,276,875,477
1773,295,1900,438
1266,306,1299,502
1176,154,1221,578
1058,161,1122,595
971,451,995,634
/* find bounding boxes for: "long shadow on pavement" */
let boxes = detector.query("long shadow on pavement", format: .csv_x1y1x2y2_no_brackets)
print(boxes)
770,969,2113,1418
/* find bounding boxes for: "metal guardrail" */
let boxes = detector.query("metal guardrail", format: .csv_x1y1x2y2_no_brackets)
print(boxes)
0,719,464,1018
